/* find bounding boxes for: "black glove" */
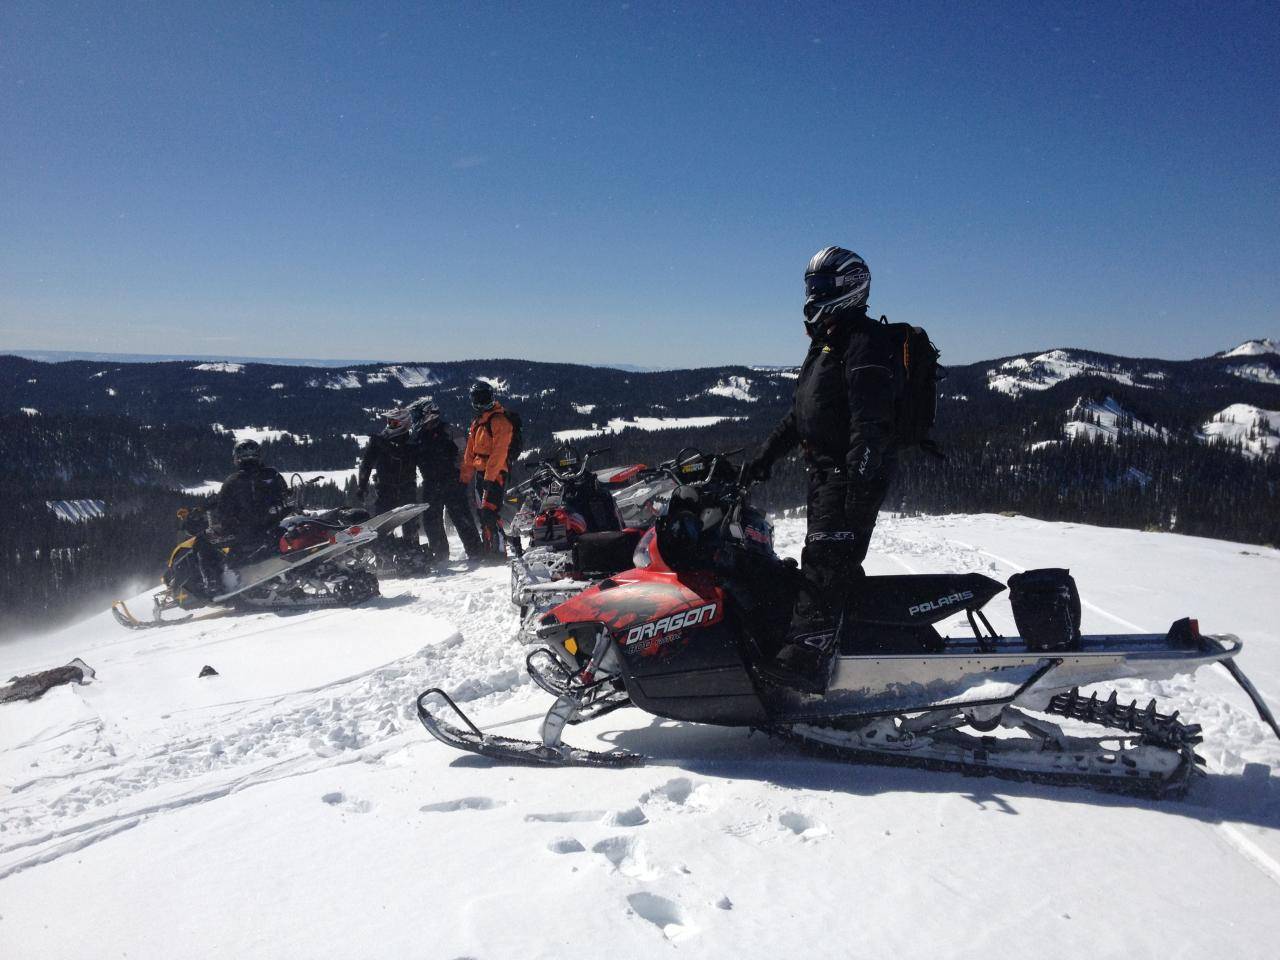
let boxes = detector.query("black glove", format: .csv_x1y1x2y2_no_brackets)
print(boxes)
745,454,773,483
481,479,504,512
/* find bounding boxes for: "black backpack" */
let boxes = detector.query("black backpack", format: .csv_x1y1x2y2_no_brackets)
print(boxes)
502,407,524,466
881,318,944,457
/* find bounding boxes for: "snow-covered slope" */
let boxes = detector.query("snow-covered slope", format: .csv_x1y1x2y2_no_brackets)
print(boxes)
1200,404,1280,459
1220,338,1279,358
2,515,1279,958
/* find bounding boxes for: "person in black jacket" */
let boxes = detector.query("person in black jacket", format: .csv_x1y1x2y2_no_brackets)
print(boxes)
357,410,424,559
746,246,900,692
216,439,289,554
406,400,482,563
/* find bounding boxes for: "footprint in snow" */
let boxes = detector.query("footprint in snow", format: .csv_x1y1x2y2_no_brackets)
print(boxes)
640,776,713,811
547,837,586,854
524,809,606,823
627,892,698,942
419,796,505,813
778,811,830,841
592,836,656,879
321,791,371,814
605,805,648,827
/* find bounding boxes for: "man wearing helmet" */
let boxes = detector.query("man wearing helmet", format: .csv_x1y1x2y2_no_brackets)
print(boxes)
357,407,426,565
405,399,483,564
461,381,515,558
216,439,289,553
746,246,901,693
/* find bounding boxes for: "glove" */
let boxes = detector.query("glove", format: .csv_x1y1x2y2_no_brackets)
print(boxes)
745,454,773,483
481,479,504,512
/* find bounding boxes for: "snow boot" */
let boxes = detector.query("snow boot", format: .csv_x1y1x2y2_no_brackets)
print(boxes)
757,629,837,695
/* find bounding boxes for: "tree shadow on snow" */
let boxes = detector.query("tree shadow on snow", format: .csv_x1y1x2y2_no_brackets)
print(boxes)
597,716,1280,831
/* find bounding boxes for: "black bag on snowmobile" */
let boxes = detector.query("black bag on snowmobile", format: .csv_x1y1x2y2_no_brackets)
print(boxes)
881,318,944,457
1008,568,1082,651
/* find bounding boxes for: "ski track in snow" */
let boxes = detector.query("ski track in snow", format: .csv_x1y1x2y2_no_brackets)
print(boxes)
2,516,1280,955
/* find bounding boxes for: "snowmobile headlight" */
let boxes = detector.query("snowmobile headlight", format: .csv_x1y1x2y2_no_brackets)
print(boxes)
633,528,656,569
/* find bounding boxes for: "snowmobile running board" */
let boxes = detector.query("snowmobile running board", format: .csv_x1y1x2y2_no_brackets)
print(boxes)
415,688,644,768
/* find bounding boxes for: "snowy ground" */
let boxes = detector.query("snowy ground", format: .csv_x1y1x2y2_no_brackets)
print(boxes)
2,514,1279,958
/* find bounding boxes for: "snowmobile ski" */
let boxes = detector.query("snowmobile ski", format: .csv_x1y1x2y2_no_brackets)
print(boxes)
109,599,233,631
415,688,643,768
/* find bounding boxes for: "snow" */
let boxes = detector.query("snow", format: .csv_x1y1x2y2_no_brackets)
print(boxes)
45,499,106,522
191,362,245,374
20,406,38,416
382,365,439,388
1,514,1278,958
477,375,509,393
1062,396,1165,444
1229,363,1280,385
987,350,1142,396
197,395,217,403
553,415,746,442
1221,338,1279,358
270,382,285,390
1199,404,1280,458
307,372,362,390
573,403,597,415
705,375,756,402
105,387,117,397
213,424,302,445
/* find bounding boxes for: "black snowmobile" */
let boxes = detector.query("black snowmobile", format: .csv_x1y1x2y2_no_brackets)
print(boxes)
418,464,1280,797
112,502,429,629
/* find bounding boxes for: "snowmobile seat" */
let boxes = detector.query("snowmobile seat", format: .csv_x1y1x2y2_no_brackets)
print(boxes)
572,528,644,576
837,573,1005,654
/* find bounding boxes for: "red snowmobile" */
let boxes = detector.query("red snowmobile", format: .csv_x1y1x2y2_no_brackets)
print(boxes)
418,462,1280,797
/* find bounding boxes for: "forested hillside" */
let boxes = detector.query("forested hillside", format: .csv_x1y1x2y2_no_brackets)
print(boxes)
2,340,1277,636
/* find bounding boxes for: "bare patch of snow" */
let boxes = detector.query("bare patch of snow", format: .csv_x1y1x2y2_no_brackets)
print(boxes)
1063,396,1165,444
192,362,245,374
705,376,756,402
46,499,105,522
1220,338,1278,358
1228,364,1280,385
270,382,285,390
572,403,596,415
20,407,39,416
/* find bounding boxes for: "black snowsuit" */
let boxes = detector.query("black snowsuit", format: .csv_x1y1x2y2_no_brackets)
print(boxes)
757,310,900,637
215,462,289,557
358,433,420,547
411,422,482,562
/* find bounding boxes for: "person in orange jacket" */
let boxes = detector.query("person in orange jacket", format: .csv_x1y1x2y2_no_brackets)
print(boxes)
461,381,514,557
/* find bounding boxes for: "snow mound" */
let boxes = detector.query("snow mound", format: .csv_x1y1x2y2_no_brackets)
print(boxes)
1199,404,1280,459
45,499,105,522
191,362,245,374
1220,338,1279,358
987,350,1142,396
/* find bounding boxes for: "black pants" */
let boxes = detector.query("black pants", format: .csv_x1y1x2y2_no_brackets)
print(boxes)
375,483,420,547
790,463,894,637
421,481,482,561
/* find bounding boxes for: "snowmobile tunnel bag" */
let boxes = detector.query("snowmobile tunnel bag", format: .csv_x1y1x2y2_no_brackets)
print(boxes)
572,529,644,576
1008,568,1082,652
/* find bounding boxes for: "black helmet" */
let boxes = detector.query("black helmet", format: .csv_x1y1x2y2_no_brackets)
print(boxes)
804,246,870,333
379,408,411,439
407,398,441,430
232,438,261,467
470,381,496,413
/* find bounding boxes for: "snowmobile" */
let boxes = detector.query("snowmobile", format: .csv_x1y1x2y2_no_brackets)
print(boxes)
418,466,1280,798
112,503,429,629
507,447,729,644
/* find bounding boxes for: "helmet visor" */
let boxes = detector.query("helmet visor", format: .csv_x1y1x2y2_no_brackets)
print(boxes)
805,271,848,300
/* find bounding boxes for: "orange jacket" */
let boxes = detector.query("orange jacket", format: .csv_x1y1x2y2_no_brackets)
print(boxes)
461,404,513,485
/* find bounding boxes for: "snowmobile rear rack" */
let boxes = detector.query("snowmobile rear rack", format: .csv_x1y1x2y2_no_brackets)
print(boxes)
415,688,644,768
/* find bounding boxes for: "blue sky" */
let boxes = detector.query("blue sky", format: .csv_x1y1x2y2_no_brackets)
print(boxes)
2,1,1276,367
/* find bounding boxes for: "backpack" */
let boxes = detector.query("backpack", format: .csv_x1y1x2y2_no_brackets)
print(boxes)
881,317,945,457
498,407,524,467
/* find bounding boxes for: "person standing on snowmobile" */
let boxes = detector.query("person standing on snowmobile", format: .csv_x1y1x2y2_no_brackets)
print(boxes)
357,409,425,563
406,399,483,564
746,246,900,692
461,381,514,559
